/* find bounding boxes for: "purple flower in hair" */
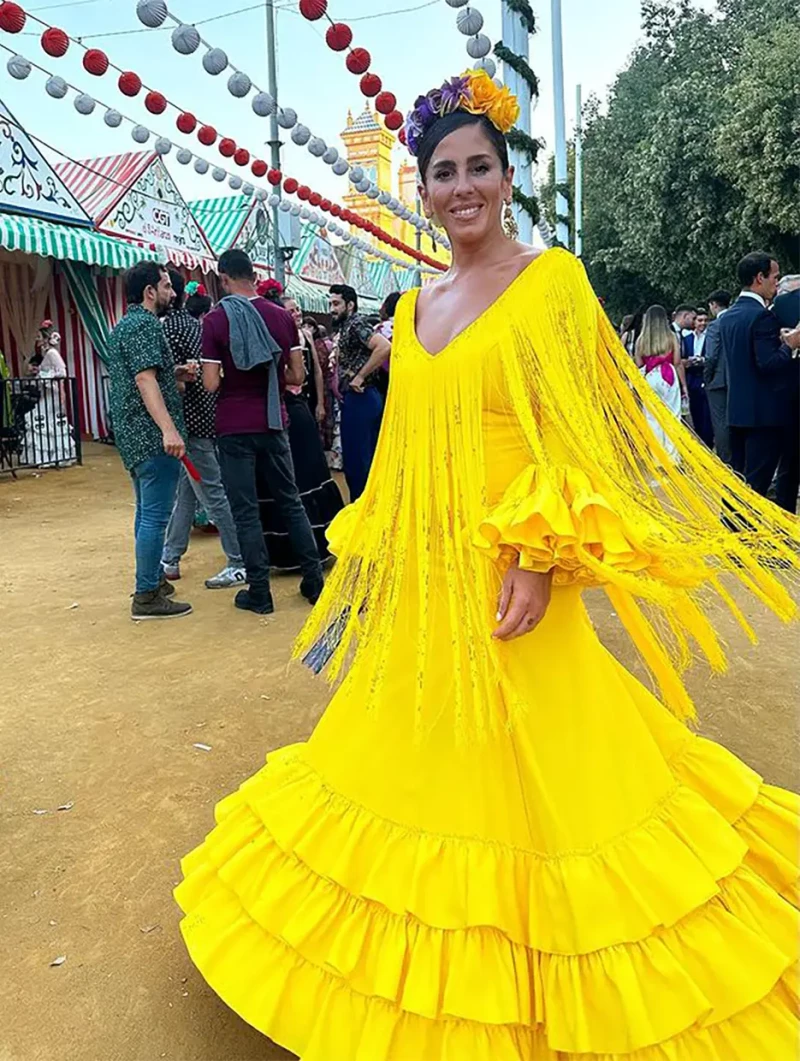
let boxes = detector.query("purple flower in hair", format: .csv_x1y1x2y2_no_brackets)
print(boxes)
439,75,469,115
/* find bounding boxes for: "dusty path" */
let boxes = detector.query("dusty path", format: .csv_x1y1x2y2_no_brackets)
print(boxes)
1,445,797,1061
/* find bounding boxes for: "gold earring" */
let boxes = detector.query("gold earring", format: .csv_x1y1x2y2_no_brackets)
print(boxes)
503,201,519,240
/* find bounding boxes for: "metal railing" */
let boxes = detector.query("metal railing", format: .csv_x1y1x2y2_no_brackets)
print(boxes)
0,376,82,475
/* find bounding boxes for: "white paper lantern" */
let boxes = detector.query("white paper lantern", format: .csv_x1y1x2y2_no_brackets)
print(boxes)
388,197,399,210
290,204,302,217
322,146,338,165
367,187,379,199
445,0,469,7
202,48,228,75
309,211,320,224
331,157,349,176
342,232,351,242
242,183,254,197
74,93,95,116
355,178,371,193
136,0,168,28
212,166,226,181
307,137,326,157
252,91,275,117
131,125,151,144
300,206,310,219
228,175,242,190
45,76,68,100
277,108,297,129
349,166,364,182
456,7,483,35
279,199,292,212
104,108,123,128
171,23,200,55
7,55,31,80
290,124,311,146
176,147,192,165
194,157,209,174
466,33,491,58
473,56,495,77
268,193,280,207
255,188,268,202
378,191,390,205
227,71,252,98
155,136,172,155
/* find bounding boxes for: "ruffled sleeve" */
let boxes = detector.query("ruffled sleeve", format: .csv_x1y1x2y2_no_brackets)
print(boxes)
325,497,365,558
473,463,659,587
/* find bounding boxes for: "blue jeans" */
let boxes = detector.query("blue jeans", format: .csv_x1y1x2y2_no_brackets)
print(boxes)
341,387,384,502
131,454,181,594
162,437,243,568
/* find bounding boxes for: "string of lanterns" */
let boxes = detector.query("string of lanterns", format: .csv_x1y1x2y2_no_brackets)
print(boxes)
132,0,447,251
444,0,496,78
0,38,444,273
0,0,444,267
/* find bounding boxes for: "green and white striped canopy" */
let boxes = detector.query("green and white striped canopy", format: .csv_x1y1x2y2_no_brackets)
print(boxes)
0,211,161,270
190,196,252,255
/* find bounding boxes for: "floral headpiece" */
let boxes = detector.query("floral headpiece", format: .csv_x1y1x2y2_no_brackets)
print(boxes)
186,281,207,297
403,69,519,158
257,278,284,299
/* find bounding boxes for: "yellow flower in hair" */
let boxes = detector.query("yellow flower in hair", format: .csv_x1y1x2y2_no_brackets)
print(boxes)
465,69,498,115
487,85,519,133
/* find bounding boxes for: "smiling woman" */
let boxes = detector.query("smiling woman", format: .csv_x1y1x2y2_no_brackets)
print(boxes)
175,70,800,1061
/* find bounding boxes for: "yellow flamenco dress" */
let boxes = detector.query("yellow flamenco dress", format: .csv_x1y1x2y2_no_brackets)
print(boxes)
176,249,800,1059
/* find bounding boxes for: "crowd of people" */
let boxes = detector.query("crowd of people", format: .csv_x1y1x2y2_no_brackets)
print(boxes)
105,250,395,621
621,251,800,513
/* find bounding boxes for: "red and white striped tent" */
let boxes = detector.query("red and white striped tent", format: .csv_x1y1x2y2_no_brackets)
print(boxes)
55,152,218,276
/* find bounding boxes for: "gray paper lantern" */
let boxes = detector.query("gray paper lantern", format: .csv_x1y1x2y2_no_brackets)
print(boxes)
242,183,254,197
349,166,364,182
355,178,371,193
255,188,268,202
307,137,326,157
366,187,379,199
104,108,123,128
252,91,275,117
473,56,495,77
445,0,468,6
268,193,280,207
154,137,172,155
342,233,351,242
202,48,228,76
279,199,292,212
212,166,226,182
45,76,68,100
322,146,338,165
290,124,311,146
131,125,151,144
172,23,201,55
290,204,302,217
194,157,209,174
74,93,95,116
7,55,31,80
137,0,168,28
456,7,483,35
332,157,349,176
228,175,242,190
176,147,192,165
388,197,399,210
378,191,390,205
276,107,297,129
309,211,320,224
466,33,491,58
300,206,310,219
227,71,252,98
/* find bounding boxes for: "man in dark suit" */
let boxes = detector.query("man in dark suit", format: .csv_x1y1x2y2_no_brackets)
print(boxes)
681,309,715,447
719,251,800,512
703,289,733,465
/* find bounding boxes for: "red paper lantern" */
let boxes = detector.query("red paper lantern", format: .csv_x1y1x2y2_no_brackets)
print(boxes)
176,112,197,134
267,168,282,185
330,203,341,217
297,185,310,201
298,0,327,19
0,3,26,33
251,159,268,178
197,124,217,146
41,27,69,58
384,109,404,131
145,90,167,115
398,127,407,146
360,73,381,98
309,192,322,207
345,48,370,75
118,71,142,97
234,148,250,167
219,138,236,158
325,22,352,52
82,49,109,76
375,91,396,116
283,176,298,194
319,198,331,211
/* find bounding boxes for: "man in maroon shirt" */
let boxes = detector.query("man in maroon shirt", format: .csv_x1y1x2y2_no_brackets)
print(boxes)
202,250,323,613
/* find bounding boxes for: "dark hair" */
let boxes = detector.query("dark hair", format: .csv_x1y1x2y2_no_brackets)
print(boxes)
417,111,509,182
168,269,185,309
330,283,358,313
673,303,696,316
381,291,401,319
186,293,212,319
218,248,255,282
695,307,709,316
707,289,732,309
125,261,167,305
737,251,776,288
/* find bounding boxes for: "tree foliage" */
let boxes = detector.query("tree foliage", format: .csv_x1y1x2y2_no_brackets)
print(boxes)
548,0,800,320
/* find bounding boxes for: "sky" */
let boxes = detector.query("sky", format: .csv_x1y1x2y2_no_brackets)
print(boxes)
0,0,655,210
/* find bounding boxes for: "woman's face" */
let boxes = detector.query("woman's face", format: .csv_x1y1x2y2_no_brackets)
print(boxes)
284,299,303,327
419,123,513,246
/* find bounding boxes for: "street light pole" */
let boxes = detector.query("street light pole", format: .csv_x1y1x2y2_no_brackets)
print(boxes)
551,0,569,248
265,0,285,286
574,83,583,257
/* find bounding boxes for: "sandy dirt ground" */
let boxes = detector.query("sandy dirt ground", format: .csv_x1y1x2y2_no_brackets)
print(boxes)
1,444,797,1061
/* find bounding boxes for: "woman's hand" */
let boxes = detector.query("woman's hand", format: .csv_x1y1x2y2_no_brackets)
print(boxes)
492,564,553,641
315,401,326,424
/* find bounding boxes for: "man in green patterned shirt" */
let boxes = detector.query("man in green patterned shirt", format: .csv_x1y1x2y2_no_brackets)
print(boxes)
107,262,194,620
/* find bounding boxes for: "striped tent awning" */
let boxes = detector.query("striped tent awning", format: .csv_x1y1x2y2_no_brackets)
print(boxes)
286,273,329,314
190,195,253,255
0,212,160,270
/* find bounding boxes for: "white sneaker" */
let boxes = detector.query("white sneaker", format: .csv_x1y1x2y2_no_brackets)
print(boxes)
162,560,181,581
205,565,247,590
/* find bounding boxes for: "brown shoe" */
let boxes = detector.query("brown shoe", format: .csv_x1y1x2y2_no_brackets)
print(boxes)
131,589,192,621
